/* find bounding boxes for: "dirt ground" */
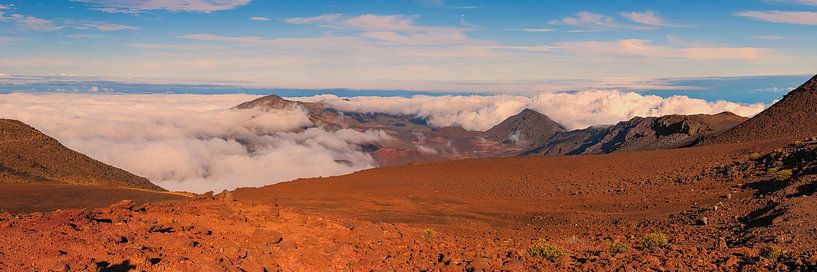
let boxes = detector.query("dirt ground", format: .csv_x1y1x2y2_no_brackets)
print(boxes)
2,138,817,271
0,184,186,214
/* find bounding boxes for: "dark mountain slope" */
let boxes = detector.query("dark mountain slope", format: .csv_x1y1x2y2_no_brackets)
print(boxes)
524,112,747,155
712,74,817,144
484,109,566,145
0,119,164,191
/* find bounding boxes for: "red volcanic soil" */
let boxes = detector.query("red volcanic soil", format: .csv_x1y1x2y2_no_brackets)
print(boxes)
233,140,783,226
0,184,186,214
712,74,817,144
3,138,817,270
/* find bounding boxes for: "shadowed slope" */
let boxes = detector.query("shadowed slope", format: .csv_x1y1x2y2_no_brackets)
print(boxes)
712,74,817,144
484,108,566,145
0,119,164,191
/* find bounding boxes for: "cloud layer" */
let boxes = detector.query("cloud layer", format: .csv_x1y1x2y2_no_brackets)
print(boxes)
0,92,766,193
72,0,252,13
0,93,388,193
302,91,767,130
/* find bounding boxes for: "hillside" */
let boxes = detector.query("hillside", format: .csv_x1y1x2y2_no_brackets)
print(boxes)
712,74,817,143
0,119,164,191
484,108,566,145
524,112,747,155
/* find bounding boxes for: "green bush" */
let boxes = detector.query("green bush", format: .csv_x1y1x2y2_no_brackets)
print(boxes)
774,169,793,181
641,233,668,250
528,240,566,261
760,245,785,260
423,227,435,237
610,240,629,255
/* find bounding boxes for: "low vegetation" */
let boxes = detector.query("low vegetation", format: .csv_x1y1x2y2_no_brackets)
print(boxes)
641,233,668,250
774,169,793,181
760,245,785,260
528,240,566,261
610,240,629,255
423,227,435,238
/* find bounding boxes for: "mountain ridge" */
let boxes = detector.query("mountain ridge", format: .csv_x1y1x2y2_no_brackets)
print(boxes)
0,119,165,191
710,74,817,144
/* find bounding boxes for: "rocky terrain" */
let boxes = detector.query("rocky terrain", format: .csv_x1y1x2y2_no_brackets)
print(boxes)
484,108,566,145
711,74,817,144
2,76,816,271
235,95,515,165
2,137,816,271
234,95,750,165
0,119,163,191
526,112,747,155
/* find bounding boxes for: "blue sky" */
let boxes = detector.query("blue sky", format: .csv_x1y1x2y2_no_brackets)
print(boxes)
0,0,816,96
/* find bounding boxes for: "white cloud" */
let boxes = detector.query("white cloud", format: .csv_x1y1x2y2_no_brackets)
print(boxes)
0,93,389,193
737,10,817,25
0,92,767,192
750,35,788,40
65,20,139,31
555,39,771,60
621,11,676,26
72,0,252,13
0,8,136,32
285,13,343,24
284,13,473,45
509,28,556,32
550,11,654,30
0,11,63,31
65,34,105,39
298,91,766,131
250,16,270,21
776,0,817,6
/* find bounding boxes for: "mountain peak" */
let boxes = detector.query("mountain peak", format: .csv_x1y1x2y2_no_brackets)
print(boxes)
485,109,565,144
711,74,817,143
0,119,164,190
234,95,299,110
791,74,817,94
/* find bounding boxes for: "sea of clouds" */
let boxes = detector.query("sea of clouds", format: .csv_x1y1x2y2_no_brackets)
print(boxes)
0,91,767,192
302,91,767,130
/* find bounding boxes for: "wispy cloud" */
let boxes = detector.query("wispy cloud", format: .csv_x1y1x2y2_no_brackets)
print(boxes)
65,20,139,31
750,35,788,40
284,14,474,46
556,39,771,60
72,0,252,13
65,34,105,39
736,10,817,25
774,0,817,6
0,10,63,31
285,13,343,24
549,11,655,30
508,28,556,32
250,16,270,21
1,7,137,32
621,11,680,27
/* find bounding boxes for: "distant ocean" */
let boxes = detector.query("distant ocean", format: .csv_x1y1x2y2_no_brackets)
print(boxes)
0,74,810,104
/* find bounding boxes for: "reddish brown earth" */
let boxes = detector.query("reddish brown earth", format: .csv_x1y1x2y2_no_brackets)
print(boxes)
0,184,186,214
0,119,163,191
711,74,817,144
3,76,817,271
5,137,817,271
